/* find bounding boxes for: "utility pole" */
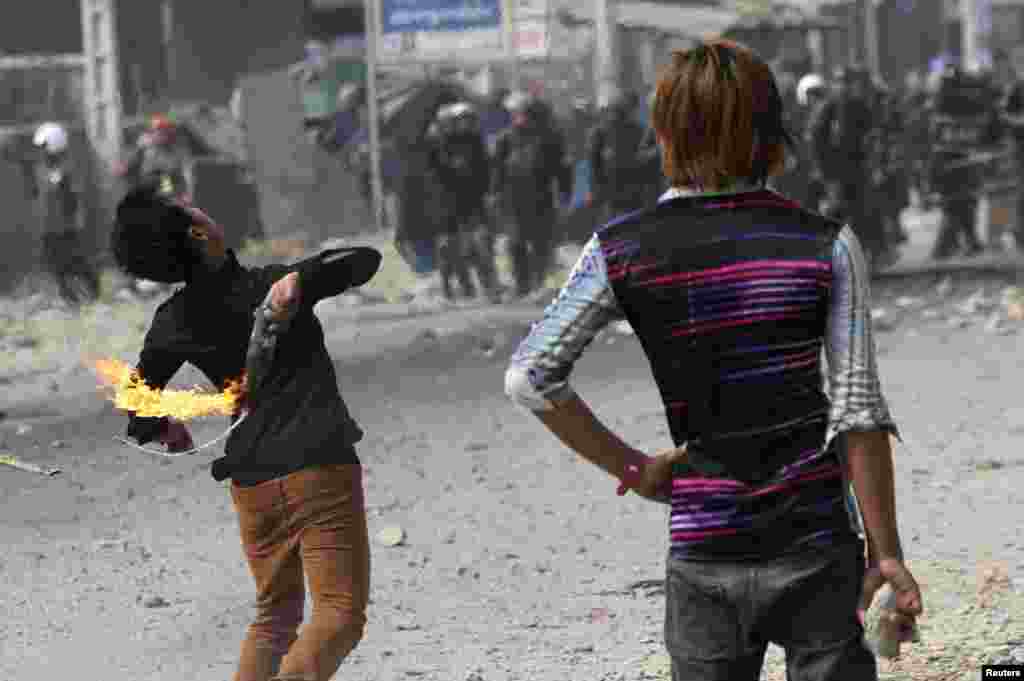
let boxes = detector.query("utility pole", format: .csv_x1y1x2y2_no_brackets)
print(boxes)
593,0,617,106
863,0,880,79
161,0,176,100
80,0,123,165
364,0,385,232
502,0,519,90
961,0,993,72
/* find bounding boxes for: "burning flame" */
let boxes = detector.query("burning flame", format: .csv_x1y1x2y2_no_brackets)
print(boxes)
92,359,244,420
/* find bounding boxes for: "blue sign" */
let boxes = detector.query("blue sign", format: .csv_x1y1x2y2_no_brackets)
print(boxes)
381,0,501,34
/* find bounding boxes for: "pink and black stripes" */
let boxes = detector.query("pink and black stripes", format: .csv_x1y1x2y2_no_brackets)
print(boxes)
598,189,855,559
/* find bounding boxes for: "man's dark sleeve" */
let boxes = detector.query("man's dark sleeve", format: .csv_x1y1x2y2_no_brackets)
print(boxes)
292,247,383,304
551,134,573,199
491,133,507,194
125,301,189,445
60,173,79,224
472,137,490,201
1004,84,1023,115
807,100,834,174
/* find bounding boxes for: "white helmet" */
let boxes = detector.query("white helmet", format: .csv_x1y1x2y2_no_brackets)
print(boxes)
503,90,531,113
796,73,826,107
33,122,69,154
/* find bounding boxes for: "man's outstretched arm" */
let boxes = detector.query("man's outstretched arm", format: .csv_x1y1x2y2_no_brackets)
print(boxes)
291,247,383,305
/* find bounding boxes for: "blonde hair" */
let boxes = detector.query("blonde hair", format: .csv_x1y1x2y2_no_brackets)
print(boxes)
651,39,792,191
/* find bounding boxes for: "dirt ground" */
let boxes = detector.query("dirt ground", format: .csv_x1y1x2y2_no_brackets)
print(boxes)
2,270,1024,681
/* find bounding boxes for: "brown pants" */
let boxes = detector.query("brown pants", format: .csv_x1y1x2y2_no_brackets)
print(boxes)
230,464,370,681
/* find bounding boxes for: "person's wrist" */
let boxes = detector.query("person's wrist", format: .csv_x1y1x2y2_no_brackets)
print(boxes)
618,449,652,480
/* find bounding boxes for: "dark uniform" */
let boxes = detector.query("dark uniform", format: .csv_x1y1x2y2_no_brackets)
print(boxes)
31,155,99,304
117,118,204,200
492,98,573,297
874,86,911,249
589,92,660,219
1001,73,1024,251
928,67,1003,259
427,104,499,302
809,67,885,262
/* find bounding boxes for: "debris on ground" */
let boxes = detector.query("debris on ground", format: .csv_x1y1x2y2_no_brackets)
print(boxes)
377,526,406,547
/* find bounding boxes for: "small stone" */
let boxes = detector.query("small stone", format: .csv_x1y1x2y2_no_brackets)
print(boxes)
441,530,456,544
871,308,897,331
16,424,32,436
947,316,971,329
50,440,65,449
143,595,170,608
377,526,406,547
895,296,921,308
464,442,489,452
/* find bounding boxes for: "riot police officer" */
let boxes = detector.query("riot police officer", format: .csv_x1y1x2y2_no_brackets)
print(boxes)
588,88,660,220
928,64,1002,259
114,115,195,199
873,80,912,252
809,65,887,264
428,101,500,303
492,91,573,298
30,122,100,305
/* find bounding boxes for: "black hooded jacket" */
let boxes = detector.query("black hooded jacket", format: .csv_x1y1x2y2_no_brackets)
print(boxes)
125,247,382,485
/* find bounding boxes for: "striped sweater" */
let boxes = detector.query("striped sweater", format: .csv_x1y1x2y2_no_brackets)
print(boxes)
505,187,899,561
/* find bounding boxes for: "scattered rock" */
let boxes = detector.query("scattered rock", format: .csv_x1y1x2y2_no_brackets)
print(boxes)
985,312,1012,335
11,336,38,349
142,595,170,609
936,276,954,297
978,562,1012,608
957,288,997,315
15,424,32,436
464,441,489,452
50,440,65,449
973,459,1005,471
946,316,971,329
870,308,897,331
441,530,456,544
638,652,671,679
377,526,406,547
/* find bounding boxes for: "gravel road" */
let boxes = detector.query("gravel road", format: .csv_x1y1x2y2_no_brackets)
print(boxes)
2,270,1023,681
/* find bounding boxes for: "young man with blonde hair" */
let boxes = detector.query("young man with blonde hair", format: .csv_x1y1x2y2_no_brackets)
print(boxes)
506,40,922,680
